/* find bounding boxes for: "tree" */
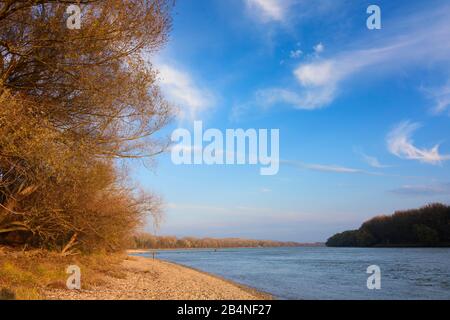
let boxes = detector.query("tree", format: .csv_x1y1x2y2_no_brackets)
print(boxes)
414,224,439,245
326,203,450,247
132,233,303,249
0,0,173,252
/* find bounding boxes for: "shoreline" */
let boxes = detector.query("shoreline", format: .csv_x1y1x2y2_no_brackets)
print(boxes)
126,245,323,254
153,257,273,300
44,255,271,300
126,249,273,299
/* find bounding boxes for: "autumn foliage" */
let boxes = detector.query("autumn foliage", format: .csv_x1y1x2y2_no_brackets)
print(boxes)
326,203,450,247
131,233,303,249
0,1,173,252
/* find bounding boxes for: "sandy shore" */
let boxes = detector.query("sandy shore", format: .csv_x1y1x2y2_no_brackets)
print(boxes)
44,256,271,300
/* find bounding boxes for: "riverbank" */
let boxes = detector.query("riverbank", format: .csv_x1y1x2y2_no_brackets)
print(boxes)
0,247,270,300
44,255,270,300
127,245,324,254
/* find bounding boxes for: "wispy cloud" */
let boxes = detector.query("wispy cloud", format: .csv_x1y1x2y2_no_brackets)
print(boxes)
254,88,325,110
361,153,391,169
300,163,363,174
289,49,302,59
390,183,450,197
354,149,391,168
242,5,450,111
245,0,290,22
423,82,450,115
292,7,450,109
281,160,384,176
313,42,324,54
291,60,337,108
157,64,214,120
245,0,348,25
230,86,333,118
387,121,450,165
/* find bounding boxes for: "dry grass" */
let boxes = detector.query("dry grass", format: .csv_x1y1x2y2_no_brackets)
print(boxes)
0,246,125,300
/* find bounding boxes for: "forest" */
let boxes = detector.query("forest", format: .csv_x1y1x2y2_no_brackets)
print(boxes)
132,233,306,249
326,203,450,247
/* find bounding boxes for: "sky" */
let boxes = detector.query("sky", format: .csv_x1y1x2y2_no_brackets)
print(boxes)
132,0,450,242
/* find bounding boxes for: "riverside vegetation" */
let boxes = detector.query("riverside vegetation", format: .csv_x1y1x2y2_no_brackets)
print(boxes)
0,0,171,254
326,203,450,247
0,0,174,299
131,234,306,249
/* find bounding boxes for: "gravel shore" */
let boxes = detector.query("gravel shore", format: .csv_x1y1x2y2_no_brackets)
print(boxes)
44,255,271,300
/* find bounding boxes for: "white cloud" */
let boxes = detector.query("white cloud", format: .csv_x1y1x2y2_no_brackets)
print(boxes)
245,0,347,25
294,60,334,86
313,42,324,54
290,44,411,109
237,59,342,112
354,149,391,168
235,60,338,110
245,0,287,22
157,64,214,120
423,82,450,115
236,85,335,113
387,121,450,165
290,49,302,59
255,88,322,110
233,5,450,117
293,7,450,109
247,6,450,112
362,154,390,169
229,89,292,119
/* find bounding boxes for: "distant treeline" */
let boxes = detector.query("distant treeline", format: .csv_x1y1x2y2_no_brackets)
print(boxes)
326,203,450,247
131,233,312,249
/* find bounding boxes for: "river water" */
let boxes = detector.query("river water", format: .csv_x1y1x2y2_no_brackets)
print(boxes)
135,247,450,300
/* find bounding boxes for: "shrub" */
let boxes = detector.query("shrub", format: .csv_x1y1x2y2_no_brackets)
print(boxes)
0,288,16,300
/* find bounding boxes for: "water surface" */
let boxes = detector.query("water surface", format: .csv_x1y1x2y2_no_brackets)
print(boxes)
135,247,450,300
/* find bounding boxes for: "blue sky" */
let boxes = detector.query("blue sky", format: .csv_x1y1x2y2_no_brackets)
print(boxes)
133,0,450,242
